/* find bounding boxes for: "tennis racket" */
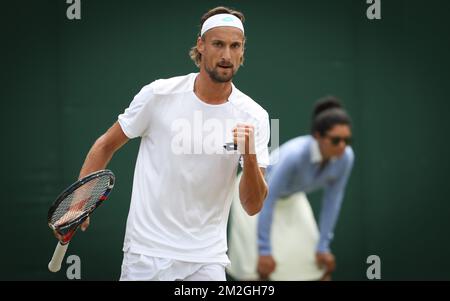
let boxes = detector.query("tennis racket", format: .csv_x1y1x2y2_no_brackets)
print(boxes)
47,169,115,272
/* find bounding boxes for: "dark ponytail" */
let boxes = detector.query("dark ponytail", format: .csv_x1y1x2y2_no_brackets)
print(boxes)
311,95,351,136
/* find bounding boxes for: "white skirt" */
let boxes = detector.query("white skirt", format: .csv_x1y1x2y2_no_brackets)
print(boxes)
227,173,325,281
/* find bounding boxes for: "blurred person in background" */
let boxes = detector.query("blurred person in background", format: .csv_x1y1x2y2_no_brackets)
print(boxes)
227,96,354,281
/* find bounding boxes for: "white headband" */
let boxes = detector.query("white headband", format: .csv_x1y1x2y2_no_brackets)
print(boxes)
200,13,244,36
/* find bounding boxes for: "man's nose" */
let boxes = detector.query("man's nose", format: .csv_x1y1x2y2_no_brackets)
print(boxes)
221,46,232,61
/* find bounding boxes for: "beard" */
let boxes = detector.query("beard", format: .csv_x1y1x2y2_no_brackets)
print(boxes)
205,63,237,83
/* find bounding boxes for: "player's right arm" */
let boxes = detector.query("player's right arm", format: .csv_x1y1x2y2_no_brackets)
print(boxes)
77,121,128,231
78,121,128,179
79,121,129,179
76,83,154,233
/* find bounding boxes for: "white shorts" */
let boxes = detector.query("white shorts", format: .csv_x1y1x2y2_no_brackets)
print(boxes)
119,252,227,281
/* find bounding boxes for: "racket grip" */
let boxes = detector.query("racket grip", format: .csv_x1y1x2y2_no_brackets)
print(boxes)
223,142,238,151
48,242,69,272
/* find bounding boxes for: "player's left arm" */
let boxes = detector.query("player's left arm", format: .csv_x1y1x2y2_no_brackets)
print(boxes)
234,123,268,216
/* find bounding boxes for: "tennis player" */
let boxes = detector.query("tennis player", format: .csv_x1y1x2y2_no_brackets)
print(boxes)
227,96,354,281
73,6,269,281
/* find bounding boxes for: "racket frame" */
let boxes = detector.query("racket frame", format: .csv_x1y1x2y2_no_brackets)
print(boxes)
47,169,115,244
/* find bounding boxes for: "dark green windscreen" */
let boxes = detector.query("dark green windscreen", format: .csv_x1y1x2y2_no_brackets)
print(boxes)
1,0,449,280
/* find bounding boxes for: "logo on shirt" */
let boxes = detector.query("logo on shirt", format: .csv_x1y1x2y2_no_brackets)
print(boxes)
171,111,241,155
170,110,280,161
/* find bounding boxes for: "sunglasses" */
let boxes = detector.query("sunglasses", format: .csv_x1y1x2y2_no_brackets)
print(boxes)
325,135,352,146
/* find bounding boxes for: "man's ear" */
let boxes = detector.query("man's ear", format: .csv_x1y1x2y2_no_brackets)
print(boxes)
197,37,205,54
313,131,321,140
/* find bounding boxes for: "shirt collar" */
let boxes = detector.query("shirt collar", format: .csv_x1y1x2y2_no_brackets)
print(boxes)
310,137,338,163
192,72,238,103
310,138,323,163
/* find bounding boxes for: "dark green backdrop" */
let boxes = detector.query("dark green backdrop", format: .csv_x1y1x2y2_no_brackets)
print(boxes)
1,0,449,280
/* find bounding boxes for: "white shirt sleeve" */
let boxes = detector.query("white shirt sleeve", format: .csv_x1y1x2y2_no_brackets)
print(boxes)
255,112,270,168
118,83,155,139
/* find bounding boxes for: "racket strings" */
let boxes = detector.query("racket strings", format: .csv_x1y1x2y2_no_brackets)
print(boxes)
50,176,112,226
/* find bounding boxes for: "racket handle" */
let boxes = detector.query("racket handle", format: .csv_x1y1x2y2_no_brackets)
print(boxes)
48,241,69,272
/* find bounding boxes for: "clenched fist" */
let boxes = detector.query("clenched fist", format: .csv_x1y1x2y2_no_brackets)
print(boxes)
232,123,256,155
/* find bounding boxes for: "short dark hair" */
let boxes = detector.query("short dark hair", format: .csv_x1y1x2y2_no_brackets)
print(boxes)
311,95,352,136
189,6,245,67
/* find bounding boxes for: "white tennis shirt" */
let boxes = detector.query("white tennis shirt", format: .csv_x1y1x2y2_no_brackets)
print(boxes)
118,73,270,264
